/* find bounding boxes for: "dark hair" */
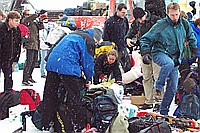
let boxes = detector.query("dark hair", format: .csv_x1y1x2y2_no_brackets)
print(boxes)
6,11,21,21
117,3,127,11
194,18,200,27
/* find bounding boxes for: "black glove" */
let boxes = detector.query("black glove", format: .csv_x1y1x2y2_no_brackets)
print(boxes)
45,42,52,48
142,53,152,65
191,48,198,59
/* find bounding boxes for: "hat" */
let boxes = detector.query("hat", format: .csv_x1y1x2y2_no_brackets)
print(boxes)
91,27,103,42
40,14,48,21
40,9,47,15
133,7,145,19
183,78,196,94
85,28,103,42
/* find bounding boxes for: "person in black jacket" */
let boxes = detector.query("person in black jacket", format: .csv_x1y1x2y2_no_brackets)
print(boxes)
93,49,122,84
102,3,132,73
0,11,22,91
125,7,161,110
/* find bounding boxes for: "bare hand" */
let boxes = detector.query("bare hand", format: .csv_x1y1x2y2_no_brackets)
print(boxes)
85,81,91,88
126,38,134,47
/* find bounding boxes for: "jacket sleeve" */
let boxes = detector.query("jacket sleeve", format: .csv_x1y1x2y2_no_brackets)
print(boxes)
102,19,112,41
112,61,122,81
140,21,163,55
80,40,94,81
183,18,197,49
21,14,37,25
93,55,104,84
13,28,22,62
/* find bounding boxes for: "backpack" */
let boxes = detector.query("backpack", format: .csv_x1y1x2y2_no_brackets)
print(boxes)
18,24,30,44
145,0,166,18
94,41,115,58
93,94,118,132
177,94,200,120
0,90,21,120
20,89,41,110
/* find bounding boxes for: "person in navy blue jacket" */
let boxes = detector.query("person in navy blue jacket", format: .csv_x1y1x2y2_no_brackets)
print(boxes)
41,28,102,132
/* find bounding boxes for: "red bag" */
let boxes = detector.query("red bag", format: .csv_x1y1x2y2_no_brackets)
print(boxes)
20,89,41,110
18,24,30,37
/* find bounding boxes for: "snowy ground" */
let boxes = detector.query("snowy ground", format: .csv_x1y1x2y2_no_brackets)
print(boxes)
0,68,191,133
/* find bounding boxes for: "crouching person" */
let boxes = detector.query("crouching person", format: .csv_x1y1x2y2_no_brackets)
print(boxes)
41,29,97,132
93,49,122,84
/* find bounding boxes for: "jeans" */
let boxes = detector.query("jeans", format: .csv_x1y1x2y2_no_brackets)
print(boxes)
153,53,178,115
40,49,49,76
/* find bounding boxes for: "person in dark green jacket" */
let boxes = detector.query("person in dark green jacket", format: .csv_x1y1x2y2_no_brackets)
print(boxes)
140,2,197,116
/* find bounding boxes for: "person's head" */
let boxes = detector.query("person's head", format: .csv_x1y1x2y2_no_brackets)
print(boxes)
194,18,200,29
22,10,30,18
133,7,146,24
40,14,48,23
180,10,188,19
84,27,103,44
106,49,118,64
116,3,127,18
40,9,47,16
6,11,21,28
167,2,180,23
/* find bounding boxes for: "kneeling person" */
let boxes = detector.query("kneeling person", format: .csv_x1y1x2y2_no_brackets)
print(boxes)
93,49,122,84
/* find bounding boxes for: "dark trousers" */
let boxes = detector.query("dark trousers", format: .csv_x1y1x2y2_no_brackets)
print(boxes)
118,47,132,73
23,49,38,82
42,71,87,131
0,64,13,91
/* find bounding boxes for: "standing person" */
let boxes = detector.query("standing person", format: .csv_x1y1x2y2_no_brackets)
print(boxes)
21,10,44,86
0,11,22,91
41,29,101,132
102,3,132,73
39,14,49,78
93,49,122,84
140,2,197,115
125,7,161,110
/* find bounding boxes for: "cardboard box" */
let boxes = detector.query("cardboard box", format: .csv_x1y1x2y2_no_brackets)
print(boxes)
130,96,145,105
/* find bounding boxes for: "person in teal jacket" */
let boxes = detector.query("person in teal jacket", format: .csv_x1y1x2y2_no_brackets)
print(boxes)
41,28,102,131
140,2,197,116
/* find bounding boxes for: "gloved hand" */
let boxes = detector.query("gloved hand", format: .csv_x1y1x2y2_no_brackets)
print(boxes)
191,48,198,59
45,42,52,48
142,53,152,64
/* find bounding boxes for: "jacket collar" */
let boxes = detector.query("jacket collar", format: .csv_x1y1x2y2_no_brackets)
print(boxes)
165,15,181,26
113,12,124,20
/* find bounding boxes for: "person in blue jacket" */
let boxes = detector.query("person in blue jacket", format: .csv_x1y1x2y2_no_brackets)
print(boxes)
190,18,200,57
140,2,197,116
41,28,102,131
